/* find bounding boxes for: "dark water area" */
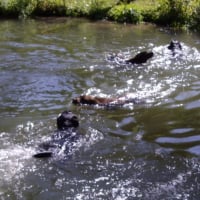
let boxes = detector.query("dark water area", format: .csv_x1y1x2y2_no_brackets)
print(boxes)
1,18,200,199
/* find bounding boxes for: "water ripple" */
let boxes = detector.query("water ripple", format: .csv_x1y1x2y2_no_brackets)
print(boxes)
1,19,200,200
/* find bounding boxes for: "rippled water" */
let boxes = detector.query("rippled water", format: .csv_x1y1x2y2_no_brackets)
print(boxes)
1,18,200,199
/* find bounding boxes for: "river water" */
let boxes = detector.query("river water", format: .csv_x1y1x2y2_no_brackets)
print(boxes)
0,18,200,199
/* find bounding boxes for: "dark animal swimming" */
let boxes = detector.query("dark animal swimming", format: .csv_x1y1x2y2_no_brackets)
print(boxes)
167,40,182,57
33,151,53,158
72,95,142,107
168,40,182,51
72,95,116,105
33,110,79,158
126,51,154,64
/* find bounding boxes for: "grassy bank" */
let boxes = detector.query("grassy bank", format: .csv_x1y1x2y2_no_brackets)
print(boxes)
1,0,200,30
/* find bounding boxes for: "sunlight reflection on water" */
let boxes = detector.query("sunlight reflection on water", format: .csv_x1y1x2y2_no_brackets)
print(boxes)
1,19,200,199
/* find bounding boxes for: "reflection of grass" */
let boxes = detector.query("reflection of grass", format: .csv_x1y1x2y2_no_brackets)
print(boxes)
0,0,200,30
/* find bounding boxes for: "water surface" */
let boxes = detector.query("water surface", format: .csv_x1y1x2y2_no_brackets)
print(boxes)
0,18,200,199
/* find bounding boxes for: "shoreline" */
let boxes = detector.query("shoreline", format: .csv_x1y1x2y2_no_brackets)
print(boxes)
0,0,200,31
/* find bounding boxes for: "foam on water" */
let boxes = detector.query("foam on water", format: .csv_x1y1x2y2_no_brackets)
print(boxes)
1,19,200,199
0,145,34,183
104,42,200,108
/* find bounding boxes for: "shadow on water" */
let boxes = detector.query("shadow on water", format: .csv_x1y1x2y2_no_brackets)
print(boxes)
1,18,200,199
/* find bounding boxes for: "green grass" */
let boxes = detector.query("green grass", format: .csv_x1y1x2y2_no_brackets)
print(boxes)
1,0,200,31
152,0,199,28
107,0,157,23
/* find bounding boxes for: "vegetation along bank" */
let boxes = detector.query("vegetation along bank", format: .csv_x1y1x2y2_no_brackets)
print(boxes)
1,0,200,31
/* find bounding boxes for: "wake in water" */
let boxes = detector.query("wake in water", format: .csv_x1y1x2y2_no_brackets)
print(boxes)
105,40,200,69
0,144,34,184
104,40,200,107
0,114,104,198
